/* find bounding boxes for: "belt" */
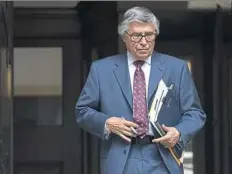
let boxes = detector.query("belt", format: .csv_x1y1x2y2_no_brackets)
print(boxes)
131,136,154,145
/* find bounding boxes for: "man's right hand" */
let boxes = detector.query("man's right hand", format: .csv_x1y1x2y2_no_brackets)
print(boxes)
106,117,138,142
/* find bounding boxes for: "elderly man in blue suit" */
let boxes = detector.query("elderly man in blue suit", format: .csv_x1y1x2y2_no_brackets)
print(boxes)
75,6,206,174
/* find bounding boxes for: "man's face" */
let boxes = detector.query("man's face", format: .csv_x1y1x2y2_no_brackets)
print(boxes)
123,21,156,60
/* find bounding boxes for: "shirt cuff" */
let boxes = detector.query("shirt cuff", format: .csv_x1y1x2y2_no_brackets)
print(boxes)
104,122,111,140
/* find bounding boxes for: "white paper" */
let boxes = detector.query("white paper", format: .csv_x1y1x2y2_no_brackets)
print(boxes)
149,79,168,122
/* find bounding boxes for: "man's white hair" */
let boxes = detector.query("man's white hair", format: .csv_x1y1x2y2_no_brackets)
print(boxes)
118,6,160,36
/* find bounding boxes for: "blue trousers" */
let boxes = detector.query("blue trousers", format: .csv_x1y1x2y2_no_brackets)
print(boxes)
123,144,169,174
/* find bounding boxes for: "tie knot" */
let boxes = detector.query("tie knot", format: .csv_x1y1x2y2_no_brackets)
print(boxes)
133,60,145,68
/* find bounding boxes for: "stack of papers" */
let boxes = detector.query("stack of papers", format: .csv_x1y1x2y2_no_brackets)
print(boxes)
148,79,182,164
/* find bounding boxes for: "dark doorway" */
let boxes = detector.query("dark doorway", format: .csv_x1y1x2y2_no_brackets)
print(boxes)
12,3,232,174
13,39,82,174
13,7,83,174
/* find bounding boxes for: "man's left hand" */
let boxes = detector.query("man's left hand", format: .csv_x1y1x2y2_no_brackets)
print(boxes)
152,125,180,148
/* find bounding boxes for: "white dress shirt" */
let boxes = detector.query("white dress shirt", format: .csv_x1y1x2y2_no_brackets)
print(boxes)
127,51,154,136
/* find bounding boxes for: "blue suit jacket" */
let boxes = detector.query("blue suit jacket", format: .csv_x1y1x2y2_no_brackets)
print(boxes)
75,52,206,174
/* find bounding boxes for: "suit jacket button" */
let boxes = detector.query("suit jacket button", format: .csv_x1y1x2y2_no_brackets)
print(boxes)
124,150,127,155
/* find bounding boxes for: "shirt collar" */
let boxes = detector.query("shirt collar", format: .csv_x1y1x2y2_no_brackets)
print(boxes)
127,51,151,66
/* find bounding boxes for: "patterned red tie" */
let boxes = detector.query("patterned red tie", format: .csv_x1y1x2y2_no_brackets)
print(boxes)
133,60,149,137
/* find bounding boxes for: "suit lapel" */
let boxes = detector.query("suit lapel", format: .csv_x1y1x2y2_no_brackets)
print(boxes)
148,52,165,102
113,54,133,110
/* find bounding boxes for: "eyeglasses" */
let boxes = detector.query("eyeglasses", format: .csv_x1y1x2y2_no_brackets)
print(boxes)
125,31,156,43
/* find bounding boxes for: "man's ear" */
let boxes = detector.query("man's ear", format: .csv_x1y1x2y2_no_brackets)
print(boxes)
122,35,126,43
